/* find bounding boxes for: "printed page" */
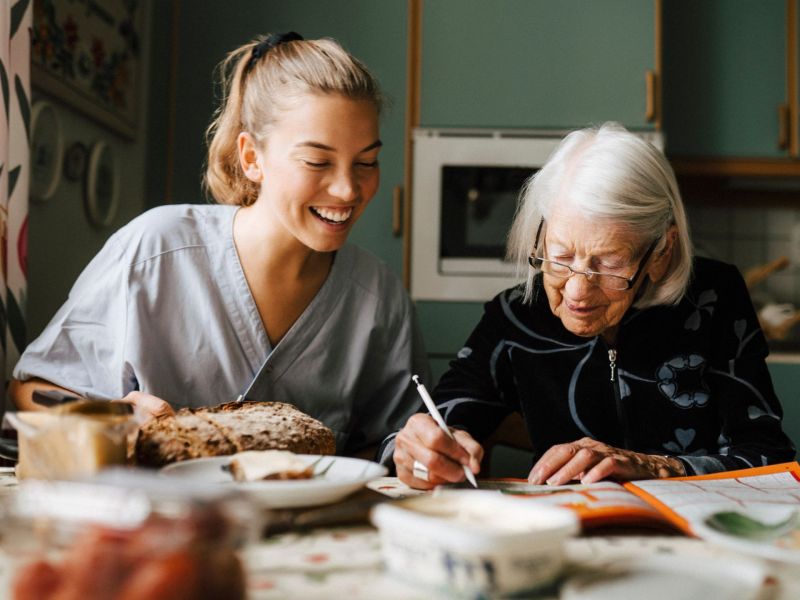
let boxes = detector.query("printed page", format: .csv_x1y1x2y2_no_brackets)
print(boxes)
625,462,800,535
461,479,668,528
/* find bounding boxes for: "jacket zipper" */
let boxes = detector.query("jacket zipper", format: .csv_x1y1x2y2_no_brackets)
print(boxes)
607,347,630,449
608,349,617,382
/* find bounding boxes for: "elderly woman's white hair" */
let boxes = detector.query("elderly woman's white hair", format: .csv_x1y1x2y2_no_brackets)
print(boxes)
507,122,693,309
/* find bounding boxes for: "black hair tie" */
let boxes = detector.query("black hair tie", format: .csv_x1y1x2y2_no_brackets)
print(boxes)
246,31,303,74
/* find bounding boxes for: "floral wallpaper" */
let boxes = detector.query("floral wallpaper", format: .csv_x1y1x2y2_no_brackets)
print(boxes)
0,0,31,415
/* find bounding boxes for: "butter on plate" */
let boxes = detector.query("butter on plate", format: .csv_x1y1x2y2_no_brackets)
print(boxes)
228,450,314,482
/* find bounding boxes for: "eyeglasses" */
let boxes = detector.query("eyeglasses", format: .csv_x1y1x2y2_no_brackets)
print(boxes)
527,218,658,291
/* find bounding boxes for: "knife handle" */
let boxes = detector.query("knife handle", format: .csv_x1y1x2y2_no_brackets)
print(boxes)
261,493,388,537
32,389,80,407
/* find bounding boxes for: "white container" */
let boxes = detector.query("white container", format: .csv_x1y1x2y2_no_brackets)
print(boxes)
370,490,579,597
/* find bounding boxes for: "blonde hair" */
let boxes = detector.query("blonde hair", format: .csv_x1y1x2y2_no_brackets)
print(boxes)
204,35,383,206
507,122,693,309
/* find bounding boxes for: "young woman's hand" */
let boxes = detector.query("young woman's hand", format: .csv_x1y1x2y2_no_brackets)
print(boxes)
394,414,483,490
527,437,685,485
118,391,175,421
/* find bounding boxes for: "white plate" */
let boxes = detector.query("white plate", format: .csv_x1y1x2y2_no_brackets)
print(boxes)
692,504,800,565
160,454,387,508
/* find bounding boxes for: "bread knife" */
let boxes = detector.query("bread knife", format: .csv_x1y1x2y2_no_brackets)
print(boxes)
32,389,81,407
235,356,273,402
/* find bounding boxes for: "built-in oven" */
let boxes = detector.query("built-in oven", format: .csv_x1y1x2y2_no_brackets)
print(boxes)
410,127,663,301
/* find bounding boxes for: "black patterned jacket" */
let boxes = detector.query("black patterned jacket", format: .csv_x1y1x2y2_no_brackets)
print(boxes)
433,257,796,475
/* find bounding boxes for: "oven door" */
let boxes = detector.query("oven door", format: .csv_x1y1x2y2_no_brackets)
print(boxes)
411,128,561,301
439,165,534,275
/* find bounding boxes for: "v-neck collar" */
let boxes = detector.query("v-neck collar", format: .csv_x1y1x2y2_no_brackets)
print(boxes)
228,219,354,398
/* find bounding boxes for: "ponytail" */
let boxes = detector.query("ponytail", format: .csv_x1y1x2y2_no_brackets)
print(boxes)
203,35,383,207
204,42,261,206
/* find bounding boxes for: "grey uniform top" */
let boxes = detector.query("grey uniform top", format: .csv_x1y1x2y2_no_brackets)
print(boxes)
14,204,428,454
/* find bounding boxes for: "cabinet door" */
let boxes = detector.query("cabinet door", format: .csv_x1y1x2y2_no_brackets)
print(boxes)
663,0,787,157
420,0,656,129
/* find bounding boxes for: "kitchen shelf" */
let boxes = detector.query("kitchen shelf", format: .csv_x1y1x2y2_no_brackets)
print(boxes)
671,158,800,178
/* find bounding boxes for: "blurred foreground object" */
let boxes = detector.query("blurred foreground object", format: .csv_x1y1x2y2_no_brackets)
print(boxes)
1,471,258,600
5,400,137,479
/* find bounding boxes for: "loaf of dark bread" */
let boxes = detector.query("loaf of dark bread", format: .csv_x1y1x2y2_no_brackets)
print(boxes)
135,401,336,467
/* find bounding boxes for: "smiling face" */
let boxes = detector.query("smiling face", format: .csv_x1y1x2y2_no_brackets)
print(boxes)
241,93,381,253
541,205,660,342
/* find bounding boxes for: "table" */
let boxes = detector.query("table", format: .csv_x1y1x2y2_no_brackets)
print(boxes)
2,470,799,599
243,527,800,600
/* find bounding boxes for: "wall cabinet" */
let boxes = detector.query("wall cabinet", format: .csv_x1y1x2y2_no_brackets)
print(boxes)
663,0,799,167
420,0,657,130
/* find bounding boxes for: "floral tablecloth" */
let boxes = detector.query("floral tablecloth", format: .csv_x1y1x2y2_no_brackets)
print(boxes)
244,527,436,600
239,476,800,600
2,471,800,600
242,525,800,600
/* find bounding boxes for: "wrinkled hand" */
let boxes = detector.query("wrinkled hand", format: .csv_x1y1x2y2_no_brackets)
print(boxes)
394,414,483,490
528,437,685,485
118,391,174,422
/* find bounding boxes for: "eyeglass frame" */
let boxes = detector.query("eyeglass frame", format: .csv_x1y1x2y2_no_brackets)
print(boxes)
527,218,659,291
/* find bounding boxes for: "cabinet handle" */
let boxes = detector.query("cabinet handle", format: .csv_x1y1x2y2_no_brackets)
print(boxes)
645,70,657,122
392,185,403,237
778,103,790,150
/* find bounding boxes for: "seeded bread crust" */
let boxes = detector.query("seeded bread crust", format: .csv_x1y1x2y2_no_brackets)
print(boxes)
135,401,336,467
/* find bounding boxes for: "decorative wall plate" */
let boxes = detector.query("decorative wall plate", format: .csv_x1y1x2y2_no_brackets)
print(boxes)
84,140,119,227
63,142,88,181
30,100,64,202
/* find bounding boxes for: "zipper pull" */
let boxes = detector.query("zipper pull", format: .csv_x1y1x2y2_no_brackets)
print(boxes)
608,349,617,382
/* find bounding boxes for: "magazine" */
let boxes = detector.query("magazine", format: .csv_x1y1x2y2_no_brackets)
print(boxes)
465,462,800,543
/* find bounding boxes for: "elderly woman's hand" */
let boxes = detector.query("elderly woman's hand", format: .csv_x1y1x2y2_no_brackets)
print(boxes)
528,437,685,485
394,414,483,490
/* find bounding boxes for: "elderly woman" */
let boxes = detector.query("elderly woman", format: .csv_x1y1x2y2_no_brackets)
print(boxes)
394,122,796,489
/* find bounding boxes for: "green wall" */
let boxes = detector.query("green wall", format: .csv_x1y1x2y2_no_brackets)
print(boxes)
768,363,800,452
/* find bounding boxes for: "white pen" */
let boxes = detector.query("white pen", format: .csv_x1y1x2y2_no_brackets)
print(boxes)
412,375,478,488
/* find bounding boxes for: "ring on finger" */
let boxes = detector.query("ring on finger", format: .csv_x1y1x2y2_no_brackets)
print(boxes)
412,460,429,482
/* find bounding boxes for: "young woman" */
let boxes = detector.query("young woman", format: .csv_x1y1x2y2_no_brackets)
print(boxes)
11,33,428,458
